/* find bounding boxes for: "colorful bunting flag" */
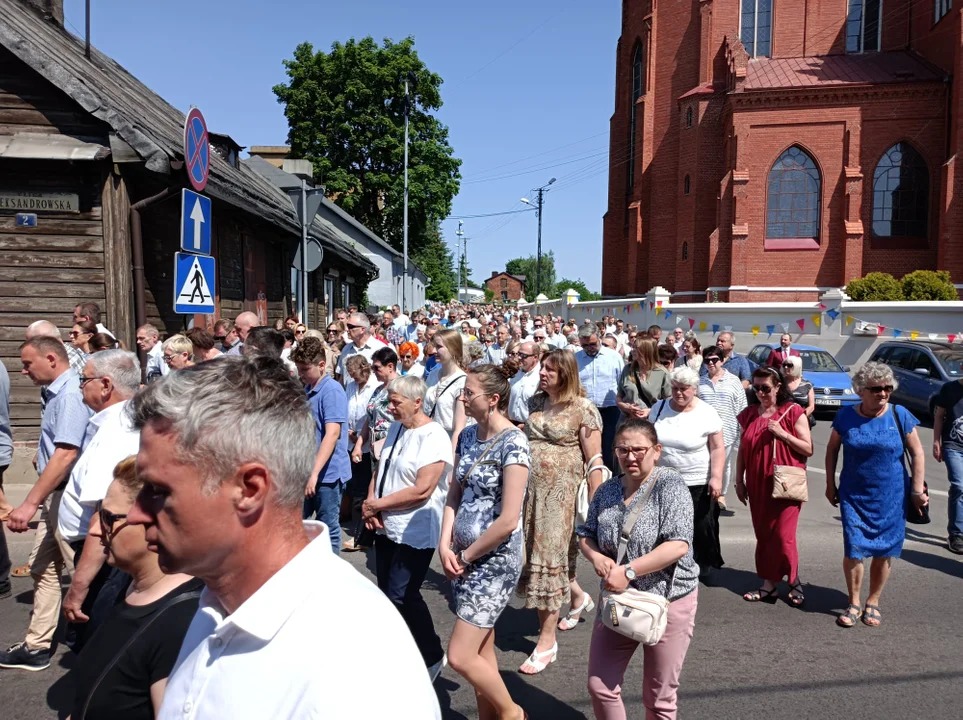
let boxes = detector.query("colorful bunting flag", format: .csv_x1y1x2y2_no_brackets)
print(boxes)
665,310,673,319
845,315,855,327
827,308,840,321
689,318,696,329
655,307,663,316
893,329,903,338
656,301,663,307
811,314,821,328
766,324,775,336
911,331,920,340
699,321,707,331
780,323,789,333
818,303,827,310
877,325,886,336
649,302,654,310
712,324,720,333
928,333,937,340
796,319,806,331
724,325,733,332
949,334,958,344
751,326,760,337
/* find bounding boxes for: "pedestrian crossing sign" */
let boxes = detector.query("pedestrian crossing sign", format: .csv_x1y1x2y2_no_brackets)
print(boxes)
173,251,216,314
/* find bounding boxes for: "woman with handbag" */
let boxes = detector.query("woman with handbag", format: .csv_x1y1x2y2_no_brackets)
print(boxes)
439,364,530,720
825,362,927,628
735,366,813,606
578,418,699,720
70,457,202,720
517,349,604,674
616,336,671,420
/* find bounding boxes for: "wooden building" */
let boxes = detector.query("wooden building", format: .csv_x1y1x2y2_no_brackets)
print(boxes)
0,0,377,440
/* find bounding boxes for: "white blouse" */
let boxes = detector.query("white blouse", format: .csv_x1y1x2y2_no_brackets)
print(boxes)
346,375,379,453
423,366,467,436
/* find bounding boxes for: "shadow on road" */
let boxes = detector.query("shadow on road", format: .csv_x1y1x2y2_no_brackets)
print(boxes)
502,672,589,720
901,547,963,579
45,651,75,719
706,566,850,616
905,526,948,548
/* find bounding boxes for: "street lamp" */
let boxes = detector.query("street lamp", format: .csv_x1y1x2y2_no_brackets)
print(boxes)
521,177,555,297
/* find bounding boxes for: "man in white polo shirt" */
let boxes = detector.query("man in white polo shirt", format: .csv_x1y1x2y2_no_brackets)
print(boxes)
508,341,541,425
126,355,439,720
336,312,387,385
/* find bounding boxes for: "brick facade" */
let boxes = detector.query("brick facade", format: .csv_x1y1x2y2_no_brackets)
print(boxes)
486,272,526,302
603,0,963,302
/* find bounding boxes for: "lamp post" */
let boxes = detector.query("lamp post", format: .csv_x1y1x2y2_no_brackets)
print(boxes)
520,176,555,297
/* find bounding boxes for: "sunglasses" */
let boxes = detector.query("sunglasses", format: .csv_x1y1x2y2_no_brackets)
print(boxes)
781,362,793,368
214,335,227,342
868,385,894,394
507,351,520,357
752,384,774,394
346,323,364,330
704,358,721,365
96,500,129,548
400,354,413,360
69,330,89,337
516,352,535,360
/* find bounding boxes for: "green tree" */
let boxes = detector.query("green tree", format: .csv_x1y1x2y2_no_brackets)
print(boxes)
846,272,904,301
274,36,462,257
412,224,457,303
555,278,601,301
505,251,556,297
901,270,958,301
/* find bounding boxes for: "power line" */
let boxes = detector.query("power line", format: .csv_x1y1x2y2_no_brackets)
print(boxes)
448,208,535,219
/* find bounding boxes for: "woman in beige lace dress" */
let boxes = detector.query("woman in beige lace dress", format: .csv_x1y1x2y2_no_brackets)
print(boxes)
518,349,604,674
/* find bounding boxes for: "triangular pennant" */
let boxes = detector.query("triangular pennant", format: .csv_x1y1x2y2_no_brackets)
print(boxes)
877,325,886,336
655,307,663,316
665,310,673,319
656,300,663,307
766,324,775,336
827,308,840,320
893,329,903,338
911,331,920,340
751,326,760,337
818,303,827,310
699,321,707,331
796,319,806,331
712,324,720,333
724,325,733,332
689,318,696,329
949,334,958,344
649,302,654,310
811,314,821,328
845,315,855,326
928,333,937,340
780,323,789,333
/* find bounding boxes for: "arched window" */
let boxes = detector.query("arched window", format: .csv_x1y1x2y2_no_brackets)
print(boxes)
766,146,821,240
682,241,689,261
686,107,693,128
632,43,644,101
684,175,691,195
741,0,772,57
872,142,929,238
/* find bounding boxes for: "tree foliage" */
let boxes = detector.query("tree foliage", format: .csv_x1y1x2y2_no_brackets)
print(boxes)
555,278,601,301
846,272,904,301
412,224,457,303
505,252,557,298
901,270,958,301
274,36,462,259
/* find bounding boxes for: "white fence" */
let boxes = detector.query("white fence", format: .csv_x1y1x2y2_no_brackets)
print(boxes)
523,287,963,368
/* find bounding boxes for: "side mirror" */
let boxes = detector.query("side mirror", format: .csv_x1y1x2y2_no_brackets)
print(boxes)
842,366,851,373
914,367,930,377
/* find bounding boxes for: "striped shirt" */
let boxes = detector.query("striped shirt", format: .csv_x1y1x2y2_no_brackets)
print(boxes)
698,370,747,447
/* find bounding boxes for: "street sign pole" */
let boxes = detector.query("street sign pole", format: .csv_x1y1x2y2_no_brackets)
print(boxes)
402,77,410,313
300,177,308,323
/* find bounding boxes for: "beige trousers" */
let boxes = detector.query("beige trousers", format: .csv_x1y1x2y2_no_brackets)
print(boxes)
24,491,75,651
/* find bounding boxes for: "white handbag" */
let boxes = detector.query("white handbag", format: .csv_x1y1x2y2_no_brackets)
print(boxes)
598,470,676,646
576,453,611,526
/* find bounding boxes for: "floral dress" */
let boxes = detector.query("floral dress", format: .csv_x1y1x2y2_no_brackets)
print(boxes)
451,425,531,628
518,394,602,611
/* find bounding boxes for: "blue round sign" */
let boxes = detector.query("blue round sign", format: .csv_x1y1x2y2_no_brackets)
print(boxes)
184,107,210,192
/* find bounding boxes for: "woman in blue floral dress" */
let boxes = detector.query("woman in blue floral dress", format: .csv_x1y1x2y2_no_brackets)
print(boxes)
439,364,530,720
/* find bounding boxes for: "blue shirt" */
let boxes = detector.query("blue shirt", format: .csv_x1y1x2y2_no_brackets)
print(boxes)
576,347,625,408
305,375,350,485
37,369,91,475
0,363,13,467
699,351,752,383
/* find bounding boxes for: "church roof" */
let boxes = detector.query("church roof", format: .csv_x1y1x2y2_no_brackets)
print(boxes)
744,51,945,91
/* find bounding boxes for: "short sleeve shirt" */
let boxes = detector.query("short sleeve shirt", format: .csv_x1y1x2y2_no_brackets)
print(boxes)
424,367,467,436
576,348,625,408
0,363,12,467
38,369,91,475
305,376,351,484
936,380,963,452
651,398,723,486
376,421,453,549
336,337,388,384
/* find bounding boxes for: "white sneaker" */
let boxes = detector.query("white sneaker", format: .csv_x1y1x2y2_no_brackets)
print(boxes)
427,653,447,683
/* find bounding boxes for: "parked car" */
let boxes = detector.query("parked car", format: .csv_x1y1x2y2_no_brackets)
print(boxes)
746,343,858,411
868,340,963,418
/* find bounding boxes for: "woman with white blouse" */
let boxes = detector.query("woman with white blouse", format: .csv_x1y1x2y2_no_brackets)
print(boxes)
698,345,748,514
424,329,469,451
650,366,726,579
362,375,453,682
344,355,379,550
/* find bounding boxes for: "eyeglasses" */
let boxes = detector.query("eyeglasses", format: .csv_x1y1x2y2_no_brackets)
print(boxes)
400,354,413,360
868,385,894,394
162,354,178,365
69,330,89,338
752,384,774,394
461,387,482,401
295,329,306,335
580,342,599,348
96,500,129,548
781,362,793,368
614,446,654,459
326,328,339,333
704,358,721,365
346,324,364,330
214,335,227,342
78,375,104,388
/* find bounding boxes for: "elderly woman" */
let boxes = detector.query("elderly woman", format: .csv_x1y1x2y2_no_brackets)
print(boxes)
440,364,530,719
699,346,748,513
650,366,725,577
398,341,425,378
362,376,453,680
735,366,813,605
343,355,379,551
782,356,815,427
825,362,927,628
161,334,194,370
680,335,702,372
70,320,97,355
578,419,699,720
518,349,604,675
467,340,487,368
424,329,469,447
70,457,202,719
617,336,670,420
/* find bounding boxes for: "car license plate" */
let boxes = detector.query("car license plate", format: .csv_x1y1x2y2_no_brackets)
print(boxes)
817,398,841,406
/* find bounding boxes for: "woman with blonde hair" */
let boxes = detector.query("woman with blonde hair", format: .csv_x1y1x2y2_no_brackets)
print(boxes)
518,349,604,674
617,336,671,420
424,329,469,447
161,334,194,371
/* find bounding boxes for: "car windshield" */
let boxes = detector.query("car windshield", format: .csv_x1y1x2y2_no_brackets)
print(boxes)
932,349,963,377
799,350,843,373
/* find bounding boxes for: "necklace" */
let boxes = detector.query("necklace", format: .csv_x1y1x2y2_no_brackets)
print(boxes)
857,402,887,419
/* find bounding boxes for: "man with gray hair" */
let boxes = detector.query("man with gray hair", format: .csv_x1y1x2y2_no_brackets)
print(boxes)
136,323,167,382
485,324,511,365
125,356,440,718
336,312,386,385
55,350,142,650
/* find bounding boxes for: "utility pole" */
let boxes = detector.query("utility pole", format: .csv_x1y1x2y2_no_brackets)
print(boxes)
462,233,470,303
522,177,556,298
402,75,411,313
455,220,464,303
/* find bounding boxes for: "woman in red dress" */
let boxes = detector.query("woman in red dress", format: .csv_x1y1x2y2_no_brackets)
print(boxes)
735,366,813,605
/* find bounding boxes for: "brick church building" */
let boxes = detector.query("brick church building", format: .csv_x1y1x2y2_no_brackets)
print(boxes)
602,0,963,301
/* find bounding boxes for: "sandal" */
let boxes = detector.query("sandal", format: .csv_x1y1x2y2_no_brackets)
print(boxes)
519,642,557,675
11,564,30,578
861,604,881,627
558,596,595,631
836,604,861,628
788,581,805,607
743,587,779,603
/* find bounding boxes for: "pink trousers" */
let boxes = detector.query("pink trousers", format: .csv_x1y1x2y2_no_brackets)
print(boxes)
586,589,698,720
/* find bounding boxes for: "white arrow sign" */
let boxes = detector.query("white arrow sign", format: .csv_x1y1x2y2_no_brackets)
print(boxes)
190,196,205,250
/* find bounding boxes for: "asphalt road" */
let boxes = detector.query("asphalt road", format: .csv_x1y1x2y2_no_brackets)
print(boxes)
1,420,961,719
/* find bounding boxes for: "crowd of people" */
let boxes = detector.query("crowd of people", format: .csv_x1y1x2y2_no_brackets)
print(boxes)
0,298,956,720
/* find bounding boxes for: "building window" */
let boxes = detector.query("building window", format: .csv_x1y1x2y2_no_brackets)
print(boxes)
632,42,645,101
740,0,772,57
682,241,689,261
685,107,693,128
847,0,882,53
766,146,821,241
936,0,952,22
500,277,507,288
501,291,508,301
684,175,691,195
872,142,929,238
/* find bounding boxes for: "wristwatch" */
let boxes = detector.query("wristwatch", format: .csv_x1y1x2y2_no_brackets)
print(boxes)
458,550,472,566
624,566,637,580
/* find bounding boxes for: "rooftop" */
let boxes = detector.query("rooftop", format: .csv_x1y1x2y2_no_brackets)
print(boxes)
744,51,945,91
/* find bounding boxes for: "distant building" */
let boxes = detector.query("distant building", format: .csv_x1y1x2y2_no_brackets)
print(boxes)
486,272,526,302
604,0,963,302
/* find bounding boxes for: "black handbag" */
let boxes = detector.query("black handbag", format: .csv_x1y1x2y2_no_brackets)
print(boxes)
892,406,930,525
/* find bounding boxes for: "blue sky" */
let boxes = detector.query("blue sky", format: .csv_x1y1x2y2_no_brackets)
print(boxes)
63,0,619,291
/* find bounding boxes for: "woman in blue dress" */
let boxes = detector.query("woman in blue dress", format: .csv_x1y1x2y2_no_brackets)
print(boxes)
825,362,928,628
439,364,530,720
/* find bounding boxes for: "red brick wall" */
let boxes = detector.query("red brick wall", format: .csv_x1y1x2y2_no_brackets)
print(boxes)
485,274,525,302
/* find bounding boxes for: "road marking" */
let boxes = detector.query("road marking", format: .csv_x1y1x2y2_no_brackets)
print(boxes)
807,466,948,496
